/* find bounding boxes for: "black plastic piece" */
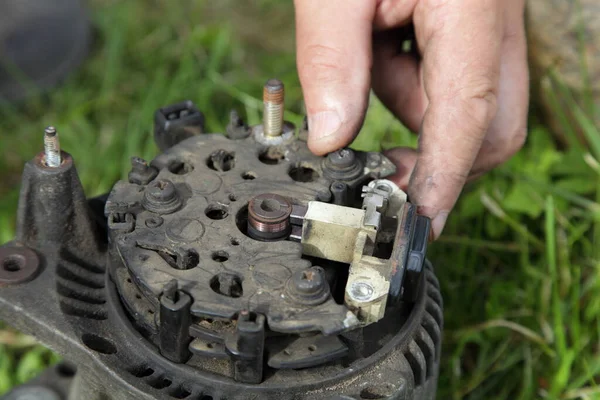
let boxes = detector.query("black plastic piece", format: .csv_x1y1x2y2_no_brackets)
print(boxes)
154,100,205,151
224,311,266,384
159,280,192,363
403,215,431,302
330,181,349,205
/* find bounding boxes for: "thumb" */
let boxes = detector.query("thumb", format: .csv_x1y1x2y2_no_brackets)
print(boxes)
294,0,376,155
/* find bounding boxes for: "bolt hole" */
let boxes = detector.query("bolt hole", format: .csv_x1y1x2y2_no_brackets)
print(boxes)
210,273,243,298
212,251,229,262
56,362,76,378
308,345,317,352
149,377,172,389
205,204,229,220
148,309,154,315
289,166,319,182
168,160,194,175
230,238,240,246
171,387,192,399
136,294,142,300
130,366,154,378
228,194,237,202
206,343,214,349
81,334,117,355
2,255,24,272
242,171,257,180
259,149,285,165
207,150,235,172
127,278,132,284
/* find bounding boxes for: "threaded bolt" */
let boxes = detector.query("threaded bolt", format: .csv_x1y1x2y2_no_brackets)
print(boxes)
263,79,284,137
43,126,61,167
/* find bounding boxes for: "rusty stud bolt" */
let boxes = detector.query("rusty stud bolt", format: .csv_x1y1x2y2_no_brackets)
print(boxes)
43,126,61,167
247,193,293,241
263,79,285,137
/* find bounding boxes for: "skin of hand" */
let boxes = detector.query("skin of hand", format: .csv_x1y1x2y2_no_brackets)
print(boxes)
294,0,529,239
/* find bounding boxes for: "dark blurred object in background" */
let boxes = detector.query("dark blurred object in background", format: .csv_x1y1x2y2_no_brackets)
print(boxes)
528,0,599,146
0,0,90,102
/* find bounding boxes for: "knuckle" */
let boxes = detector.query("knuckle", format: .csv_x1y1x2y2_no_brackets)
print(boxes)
455,78,499,133
297,44,349,86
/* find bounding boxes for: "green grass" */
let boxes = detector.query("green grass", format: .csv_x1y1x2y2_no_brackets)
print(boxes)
0,1,599,398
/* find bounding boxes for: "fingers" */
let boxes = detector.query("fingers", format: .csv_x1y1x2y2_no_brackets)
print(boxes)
384,147,418,190
372,28,428,133
294,0,376,155
471,1,529,175
408,0,505,239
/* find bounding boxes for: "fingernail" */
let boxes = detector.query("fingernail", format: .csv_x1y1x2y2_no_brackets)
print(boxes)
308,110,342,141
430,211,449,241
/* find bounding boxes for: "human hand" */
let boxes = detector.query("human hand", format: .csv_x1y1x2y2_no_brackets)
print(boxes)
294,0,529,239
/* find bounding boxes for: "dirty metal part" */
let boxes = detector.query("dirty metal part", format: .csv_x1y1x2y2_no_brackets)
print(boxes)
43,126,61,167
1,80,443,400
247,193,293,241
226,109,251,139
0,245,40,286
128,156,158,185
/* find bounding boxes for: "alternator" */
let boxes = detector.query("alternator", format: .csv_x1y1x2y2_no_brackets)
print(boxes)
0,79,443,400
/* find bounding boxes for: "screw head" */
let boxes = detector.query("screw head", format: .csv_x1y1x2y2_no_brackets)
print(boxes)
327,148,356,168
147,180,176,201
142,179,182,214
350,281,375,302
286,266,330,305
293,267,326,295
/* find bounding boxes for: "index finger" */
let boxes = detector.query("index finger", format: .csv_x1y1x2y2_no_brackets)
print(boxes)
294,0,376,155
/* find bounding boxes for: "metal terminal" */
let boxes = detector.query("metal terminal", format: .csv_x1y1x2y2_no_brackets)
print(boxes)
263,79,284,137
43,126,61,167
247,193,293,241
